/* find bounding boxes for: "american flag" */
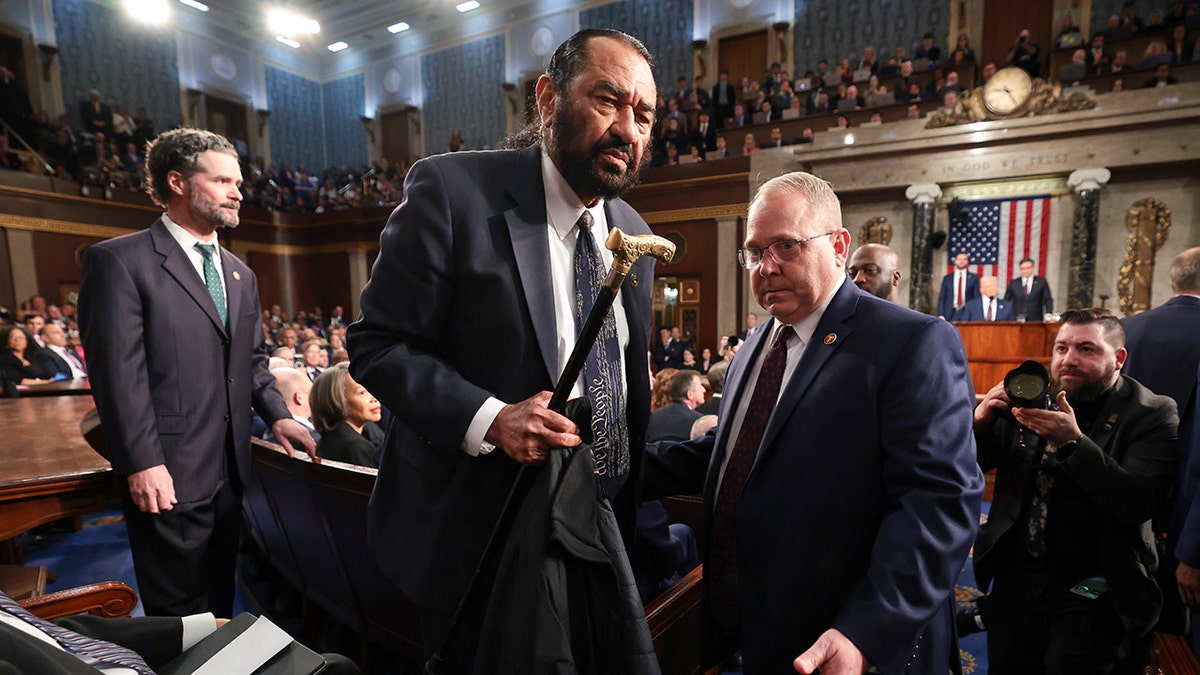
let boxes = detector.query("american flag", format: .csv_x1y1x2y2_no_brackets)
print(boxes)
946,194,1052,282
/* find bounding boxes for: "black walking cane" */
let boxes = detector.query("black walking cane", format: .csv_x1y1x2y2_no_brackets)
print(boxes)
425,227,675,674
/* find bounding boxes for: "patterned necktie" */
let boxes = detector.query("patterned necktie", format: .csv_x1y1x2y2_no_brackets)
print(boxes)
194,243,227,327
709,324,794,635
0,592,155,675
573,211,629,486
1026,442,1058,560
987,298,994,321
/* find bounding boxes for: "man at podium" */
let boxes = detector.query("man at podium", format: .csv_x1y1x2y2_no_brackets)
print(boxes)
960,276,1013,322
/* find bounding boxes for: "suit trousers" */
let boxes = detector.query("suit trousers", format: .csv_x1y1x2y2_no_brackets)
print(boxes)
121,475,241,618
983,575,1126,674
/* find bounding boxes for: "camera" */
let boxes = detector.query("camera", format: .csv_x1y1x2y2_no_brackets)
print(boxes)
1004,360,1057,411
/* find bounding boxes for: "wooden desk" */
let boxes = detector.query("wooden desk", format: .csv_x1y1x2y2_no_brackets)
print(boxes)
0,395,111,561
16,378,92,397
956,321,1059,394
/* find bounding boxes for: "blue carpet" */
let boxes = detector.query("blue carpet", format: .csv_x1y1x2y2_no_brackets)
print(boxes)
20,508,249,619
956,504,990,673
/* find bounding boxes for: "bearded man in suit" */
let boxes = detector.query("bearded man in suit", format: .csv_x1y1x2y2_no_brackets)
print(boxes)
347,29,659,672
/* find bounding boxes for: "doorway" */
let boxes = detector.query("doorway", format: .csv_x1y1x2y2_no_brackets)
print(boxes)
718,30,769,90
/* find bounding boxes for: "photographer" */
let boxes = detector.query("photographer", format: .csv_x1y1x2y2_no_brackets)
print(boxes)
1007,29,1043,78
967,308,1177,673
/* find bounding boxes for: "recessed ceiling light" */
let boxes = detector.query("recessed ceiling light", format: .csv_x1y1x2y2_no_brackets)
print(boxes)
268,9,320,35
455,1,480,13
387,21,410,33
275,35,301,49
125,0,169,23
177,0,208,11
327,41,349,52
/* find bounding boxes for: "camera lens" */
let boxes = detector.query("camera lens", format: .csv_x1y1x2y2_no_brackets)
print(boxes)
1008,373,1043,399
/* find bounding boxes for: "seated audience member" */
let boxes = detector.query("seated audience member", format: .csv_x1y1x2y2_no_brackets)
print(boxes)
965,308,1177,673
834,115,851,129
767,127,786,148
941,91,960,109
1144,62,1180,86
272,346,296,365
709,135,728,159
1166,25,1190,62
1107,48,1131,74
915,31,942,63
906,103,922,119
1140,39,1173,68
798,127,816,143
1055,13,1084,48
697,359,728,415
330,348,349,365
1086,34,1112,72
696,347,719,375
730,103,748,128
959,276,1013,322
650,367,679,412
1,325,50,386
647,369,706,443
0,589,360,674
679,348,699,371
1111,77,1126,92
264,366,321,447
33,323,87,379
867,112,884,124
299,339,325,381
23,313,46,350
979,62,998,86
742,132,758,156
310,363,382,467
855,45,878,73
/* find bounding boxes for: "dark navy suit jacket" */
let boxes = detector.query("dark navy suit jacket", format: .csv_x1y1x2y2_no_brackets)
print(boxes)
958,295,1014,322
1004,274,1054,319
937,270,979,319
646,281,983,673
347,145,655,616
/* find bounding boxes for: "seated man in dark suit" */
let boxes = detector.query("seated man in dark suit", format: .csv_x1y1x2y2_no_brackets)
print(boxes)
263,366,321,446
34,323,87,379
968,308,1177,672
697,360,728,416
0,590,359,674
647,369,706,442
959,276,1014,322
1005,257,1054,320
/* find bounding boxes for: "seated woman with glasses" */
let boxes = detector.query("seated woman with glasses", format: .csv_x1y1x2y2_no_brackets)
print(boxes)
2,325,53,387
310,362,382,468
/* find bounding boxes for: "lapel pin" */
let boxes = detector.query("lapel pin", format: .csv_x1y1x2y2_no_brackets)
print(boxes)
630,274,639,287
823,333,837,345
232,271,241,281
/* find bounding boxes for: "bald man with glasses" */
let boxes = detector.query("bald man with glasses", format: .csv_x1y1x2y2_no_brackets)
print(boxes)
646,171,982,674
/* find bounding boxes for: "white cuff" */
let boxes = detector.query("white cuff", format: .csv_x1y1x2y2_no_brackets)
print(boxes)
462,397,506,456
180,612,217,651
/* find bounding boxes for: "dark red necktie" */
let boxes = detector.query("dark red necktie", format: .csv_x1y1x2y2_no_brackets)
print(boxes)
708,324,793,635
956,273,964,308
987,299,994,321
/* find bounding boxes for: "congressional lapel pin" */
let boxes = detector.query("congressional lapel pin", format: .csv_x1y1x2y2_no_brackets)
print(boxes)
1103,412,1119,431
630,273,639,287
823,333,837,345
232,271,241,281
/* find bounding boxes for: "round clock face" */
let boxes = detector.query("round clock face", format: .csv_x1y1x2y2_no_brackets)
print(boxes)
982,67,1032,116
209,52,237,81
531,26,554,57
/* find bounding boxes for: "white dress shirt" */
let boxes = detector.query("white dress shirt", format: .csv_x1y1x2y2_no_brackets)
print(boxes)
461,150,632,455
161,214,227,319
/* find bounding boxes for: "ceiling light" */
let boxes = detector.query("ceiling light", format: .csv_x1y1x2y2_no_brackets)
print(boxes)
125,0,169,23
327,41,348,52
275,35,301,49
177,0,208,11
455,1,480,13
268,9,320,36
387,21,410,33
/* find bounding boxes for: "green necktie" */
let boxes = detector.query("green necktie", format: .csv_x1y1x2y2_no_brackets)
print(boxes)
194,243,227,326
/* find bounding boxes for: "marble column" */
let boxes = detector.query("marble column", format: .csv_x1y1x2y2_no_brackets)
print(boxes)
348,249,370,318
905,183,942,314
1066,168,1112,310
714,216,741,340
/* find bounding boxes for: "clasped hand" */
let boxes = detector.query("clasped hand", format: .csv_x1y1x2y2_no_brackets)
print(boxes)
486,391,580,465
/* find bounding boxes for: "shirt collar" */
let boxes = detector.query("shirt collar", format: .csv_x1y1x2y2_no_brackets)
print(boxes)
541,149,605,242
162,213,218,249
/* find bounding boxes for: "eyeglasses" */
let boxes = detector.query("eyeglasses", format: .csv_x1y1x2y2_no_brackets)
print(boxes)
737,230,836,270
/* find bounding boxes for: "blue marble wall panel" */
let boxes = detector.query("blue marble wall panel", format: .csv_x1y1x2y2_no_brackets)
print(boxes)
53,0,182,135
321,74,367,170
580,0,694,89
264,66,324,168
421,34,506,154
792,0,947,77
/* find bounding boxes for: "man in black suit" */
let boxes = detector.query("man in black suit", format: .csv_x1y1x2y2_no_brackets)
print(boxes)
1005,257,1054,320
696,359,727,416
847,243,902,302
78,128,315,617
689,110,718,157
78,89,112,137
347,29,658,672
33,323,86,379
647,370,706,442
711,70,735,128
970,308,1177,672
1123,248,1200,629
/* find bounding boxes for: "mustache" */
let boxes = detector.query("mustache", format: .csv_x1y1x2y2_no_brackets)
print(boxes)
594,137,633,165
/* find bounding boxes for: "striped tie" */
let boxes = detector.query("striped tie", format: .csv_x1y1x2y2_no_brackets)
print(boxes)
0,592,155,674
194,243,227,327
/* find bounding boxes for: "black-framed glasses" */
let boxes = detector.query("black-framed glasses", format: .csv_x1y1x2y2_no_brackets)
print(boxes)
737,230,836,270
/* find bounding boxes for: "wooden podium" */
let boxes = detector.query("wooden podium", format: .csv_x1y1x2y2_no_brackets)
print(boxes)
955,321,1059,395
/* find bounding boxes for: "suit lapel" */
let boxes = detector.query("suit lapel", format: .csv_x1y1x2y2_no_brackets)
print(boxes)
150,219,229,337
503,146,557,385
1087,376,1132,456
702,320,772,500
220,249,244,337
